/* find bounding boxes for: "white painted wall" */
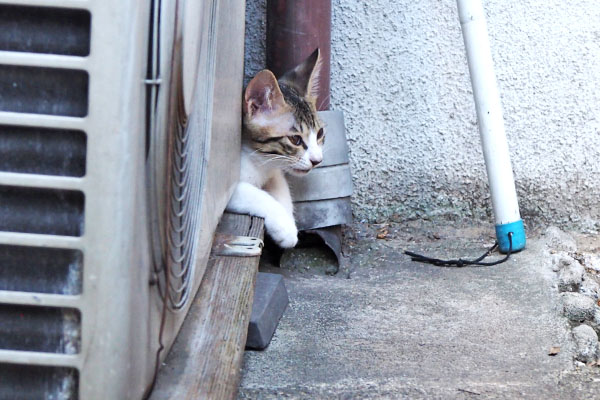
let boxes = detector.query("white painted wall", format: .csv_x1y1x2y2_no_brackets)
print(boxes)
245,0,600,229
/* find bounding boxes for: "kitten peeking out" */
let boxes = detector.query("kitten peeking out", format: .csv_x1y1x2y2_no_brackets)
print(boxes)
226,49,325,248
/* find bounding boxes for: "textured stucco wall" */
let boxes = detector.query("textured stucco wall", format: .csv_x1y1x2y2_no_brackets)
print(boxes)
245,0,600,229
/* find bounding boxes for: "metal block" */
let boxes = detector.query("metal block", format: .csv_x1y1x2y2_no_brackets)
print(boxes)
246,272,289,350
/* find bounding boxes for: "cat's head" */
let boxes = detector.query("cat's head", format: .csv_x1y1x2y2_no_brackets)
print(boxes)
243,49,324,176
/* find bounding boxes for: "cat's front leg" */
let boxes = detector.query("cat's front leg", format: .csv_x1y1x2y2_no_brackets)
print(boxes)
226,182,298,248
264,170,294,218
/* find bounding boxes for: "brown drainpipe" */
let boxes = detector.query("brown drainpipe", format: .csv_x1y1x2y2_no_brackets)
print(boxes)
266,0,331,111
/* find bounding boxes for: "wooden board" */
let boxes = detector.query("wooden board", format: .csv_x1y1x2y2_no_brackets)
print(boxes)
149,213,264,400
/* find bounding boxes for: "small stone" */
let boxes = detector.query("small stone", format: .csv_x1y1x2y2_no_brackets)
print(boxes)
580,277,600,300
582,253,600,273
544,226,577,252
561,292,596,322
572,324,599,363
552,253,576,272
587,308,600,335
548,346,561,356
551,257,561,272
558,261,585,292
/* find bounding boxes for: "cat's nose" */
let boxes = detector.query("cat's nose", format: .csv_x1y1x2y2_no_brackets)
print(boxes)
310,158,322,167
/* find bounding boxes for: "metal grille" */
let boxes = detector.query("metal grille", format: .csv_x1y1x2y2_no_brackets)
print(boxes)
0,244,82,295
163,73,204,309
147,0,211,311
0,125,86,177
0,4,90,399
0,364,78,400
0,5,90,56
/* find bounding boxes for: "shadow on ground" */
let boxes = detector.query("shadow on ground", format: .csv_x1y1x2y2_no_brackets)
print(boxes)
239,221,600,399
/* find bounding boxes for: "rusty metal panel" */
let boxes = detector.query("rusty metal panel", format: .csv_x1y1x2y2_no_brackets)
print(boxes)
295,197,352,231
289,164,353,202
318,110,349,167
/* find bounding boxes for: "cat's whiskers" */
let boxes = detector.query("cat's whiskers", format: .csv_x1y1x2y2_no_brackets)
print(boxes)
257,154,298,167
248,148,295,166
260,153,296,162
247,147,269,158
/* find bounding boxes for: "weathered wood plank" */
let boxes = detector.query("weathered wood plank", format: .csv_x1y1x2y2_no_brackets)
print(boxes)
218,212,264,238
150,212,264,400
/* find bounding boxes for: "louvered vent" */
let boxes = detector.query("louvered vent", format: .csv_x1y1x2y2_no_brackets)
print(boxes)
0,4,90,399
150,61,206,312
154,93,206,310
147,0,209,312
0,364,78,400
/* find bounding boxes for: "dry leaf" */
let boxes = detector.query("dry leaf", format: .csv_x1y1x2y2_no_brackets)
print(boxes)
376,227,389,239
548,346,560,356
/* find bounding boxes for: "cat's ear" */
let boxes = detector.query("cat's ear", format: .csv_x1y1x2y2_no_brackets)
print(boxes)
279,48,322,101
244,70,286,117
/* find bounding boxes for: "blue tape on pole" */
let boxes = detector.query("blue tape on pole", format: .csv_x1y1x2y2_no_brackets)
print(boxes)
495,220,526,253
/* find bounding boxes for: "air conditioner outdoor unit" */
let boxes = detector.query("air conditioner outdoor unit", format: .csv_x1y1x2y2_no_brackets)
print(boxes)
0,0,244,398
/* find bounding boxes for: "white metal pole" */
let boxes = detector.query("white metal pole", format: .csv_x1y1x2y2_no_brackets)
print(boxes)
457,0,525,252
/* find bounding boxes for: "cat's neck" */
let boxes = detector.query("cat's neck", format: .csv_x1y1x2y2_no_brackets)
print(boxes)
240,140,282,188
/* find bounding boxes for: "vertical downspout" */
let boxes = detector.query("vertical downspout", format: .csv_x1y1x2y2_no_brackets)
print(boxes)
457,0,526,252
266,0,331,111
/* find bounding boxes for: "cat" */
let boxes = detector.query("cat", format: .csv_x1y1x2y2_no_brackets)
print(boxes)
226,49,325,248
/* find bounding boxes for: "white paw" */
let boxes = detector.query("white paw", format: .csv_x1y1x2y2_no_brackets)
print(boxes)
265,214,298,248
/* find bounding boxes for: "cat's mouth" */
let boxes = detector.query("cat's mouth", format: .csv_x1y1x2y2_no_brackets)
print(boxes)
291,167,311,175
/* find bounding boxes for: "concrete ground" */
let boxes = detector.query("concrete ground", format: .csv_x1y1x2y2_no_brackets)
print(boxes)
238,221,600,399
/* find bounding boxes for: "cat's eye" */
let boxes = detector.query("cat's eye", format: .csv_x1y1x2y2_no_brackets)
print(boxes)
289,135,303,146
317,128,324,140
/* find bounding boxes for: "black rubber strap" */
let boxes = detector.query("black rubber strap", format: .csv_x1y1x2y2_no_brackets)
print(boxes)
404,232,513,268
